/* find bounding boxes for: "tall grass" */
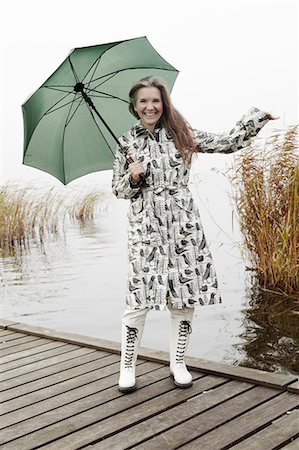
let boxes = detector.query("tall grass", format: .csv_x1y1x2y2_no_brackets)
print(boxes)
231,126,299,298
69,189,107,223
0,184,67,256
0,184,107,257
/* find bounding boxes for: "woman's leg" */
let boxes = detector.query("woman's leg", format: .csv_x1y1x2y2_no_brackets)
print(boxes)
118,306,150,393
168,303,195,388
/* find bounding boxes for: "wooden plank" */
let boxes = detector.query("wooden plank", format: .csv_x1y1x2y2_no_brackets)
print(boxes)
179,392,299,449
281,438,299,449
181,358,297,389
0,333,61,350
0,363,166,427
0,353,125,403
0,328,21,338
134,386,282,450
288,381,299,393
0,320,20,328
0,361,164,416
0,342,72,373
229,409,299,449
0,329,15,335
32,373,222,450
4,321,298,390
0,340,69,366
0,349,112,392
4,322,121,354
0,346,105,382
0,362,167,448
128,347,298,389
93,380,254,450
0,333,32,342
0,337,53,358
0,334,40,349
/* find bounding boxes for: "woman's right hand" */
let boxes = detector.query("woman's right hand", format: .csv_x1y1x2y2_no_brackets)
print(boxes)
129,160,145,183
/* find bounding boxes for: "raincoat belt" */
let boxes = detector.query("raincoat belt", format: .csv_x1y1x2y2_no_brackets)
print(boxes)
140,185,192,244
143,185,190,195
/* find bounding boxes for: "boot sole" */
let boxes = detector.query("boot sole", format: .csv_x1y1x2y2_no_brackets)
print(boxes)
118,384,137,394
170,372,193,389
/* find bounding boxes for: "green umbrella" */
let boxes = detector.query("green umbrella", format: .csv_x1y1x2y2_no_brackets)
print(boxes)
22,36,179,184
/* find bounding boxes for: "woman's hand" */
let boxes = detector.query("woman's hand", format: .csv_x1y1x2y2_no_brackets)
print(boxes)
266,112,280,120
129,160,145,183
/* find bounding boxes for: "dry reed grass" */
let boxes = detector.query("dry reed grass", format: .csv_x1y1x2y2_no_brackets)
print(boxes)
69,189,107,223
0,184,107,257
0,184,67,256
231,126,299,298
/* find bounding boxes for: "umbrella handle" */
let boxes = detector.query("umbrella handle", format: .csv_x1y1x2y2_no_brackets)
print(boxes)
125,154,145,183
125,154,134,165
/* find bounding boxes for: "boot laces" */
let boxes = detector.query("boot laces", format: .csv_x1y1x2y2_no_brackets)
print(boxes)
176,320,192,364
124,325,139,368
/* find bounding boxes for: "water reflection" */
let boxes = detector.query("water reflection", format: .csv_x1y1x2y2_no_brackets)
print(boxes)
1,200,298,375
239,287,299,375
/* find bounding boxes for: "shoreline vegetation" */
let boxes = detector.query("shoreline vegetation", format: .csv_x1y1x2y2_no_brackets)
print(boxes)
231,125,299,300
0,183,107,257
1,126,298,300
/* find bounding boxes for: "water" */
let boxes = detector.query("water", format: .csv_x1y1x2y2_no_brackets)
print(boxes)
1,165,298,375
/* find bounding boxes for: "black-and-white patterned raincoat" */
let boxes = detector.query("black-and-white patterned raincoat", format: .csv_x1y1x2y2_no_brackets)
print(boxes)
112,107,269,310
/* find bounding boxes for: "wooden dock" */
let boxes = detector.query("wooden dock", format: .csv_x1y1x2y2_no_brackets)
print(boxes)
0,319,298,449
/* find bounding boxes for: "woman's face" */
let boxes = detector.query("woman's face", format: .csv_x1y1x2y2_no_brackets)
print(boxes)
134,87,163,132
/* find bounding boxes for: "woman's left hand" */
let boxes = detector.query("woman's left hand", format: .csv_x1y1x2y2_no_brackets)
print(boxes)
266,112,280,120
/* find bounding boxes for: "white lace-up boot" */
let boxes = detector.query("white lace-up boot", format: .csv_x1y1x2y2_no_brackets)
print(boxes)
169,309,194,388
118,309,147,393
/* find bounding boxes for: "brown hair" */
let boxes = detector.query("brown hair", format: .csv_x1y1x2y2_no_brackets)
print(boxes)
129,76,197,163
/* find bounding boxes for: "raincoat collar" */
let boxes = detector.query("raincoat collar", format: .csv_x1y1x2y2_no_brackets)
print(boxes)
132,120,163,140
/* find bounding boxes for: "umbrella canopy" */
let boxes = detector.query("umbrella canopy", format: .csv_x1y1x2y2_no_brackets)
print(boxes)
22,36,179,184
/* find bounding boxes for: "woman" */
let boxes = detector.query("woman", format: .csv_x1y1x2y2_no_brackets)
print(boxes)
112,76,278,393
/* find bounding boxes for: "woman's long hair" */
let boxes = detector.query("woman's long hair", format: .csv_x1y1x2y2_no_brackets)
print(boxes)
129,76,198,163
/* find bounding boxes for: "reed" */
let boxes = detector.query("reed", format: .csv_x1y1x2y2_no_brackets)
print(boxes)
0,184,67,257
69,189,107,223
231,126,299,297
0,183,108,257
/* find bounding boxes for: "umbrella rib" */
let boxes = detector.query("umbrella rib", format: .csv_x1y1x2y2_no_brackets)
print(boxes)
44,86,75,94
39,91,75,116
89,66,178,86
85,57,102,92
44,84,76,88
65,95,85,127
45,96,81,115
86,71,117,90
61,94,87,182
86,88,129,104
68,56,80,83
81,41,121,84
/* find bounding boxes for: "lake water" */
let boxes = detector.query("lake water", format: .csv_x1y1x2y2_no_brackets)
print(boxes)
1,160,298,375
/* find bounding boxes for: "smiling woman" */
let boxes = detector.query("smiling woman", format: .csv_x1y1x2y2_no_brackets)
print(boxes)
112,75,276,394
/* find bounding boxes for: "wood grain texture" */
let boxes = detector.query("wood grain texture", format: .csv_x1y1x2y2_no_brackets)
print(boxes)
0,322,298,450
230,409,299,449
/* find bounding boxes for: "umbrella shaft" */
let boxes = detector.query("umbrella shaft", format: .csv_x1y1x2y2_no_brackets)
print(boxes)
80,91,128,156
81,90,137,169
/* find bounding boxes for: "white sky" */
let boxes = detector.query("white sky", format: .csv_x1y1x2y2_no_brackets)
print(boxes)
1,0,298,185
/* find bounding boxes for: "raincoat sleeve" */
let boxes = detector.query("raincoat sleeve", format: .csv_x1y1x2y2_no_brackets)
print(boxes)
193,107,270,154
112,146,143,199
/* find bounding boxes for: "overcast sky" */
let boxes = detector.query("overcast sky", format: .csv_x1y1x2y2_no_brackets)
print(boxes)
1,0,298,185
